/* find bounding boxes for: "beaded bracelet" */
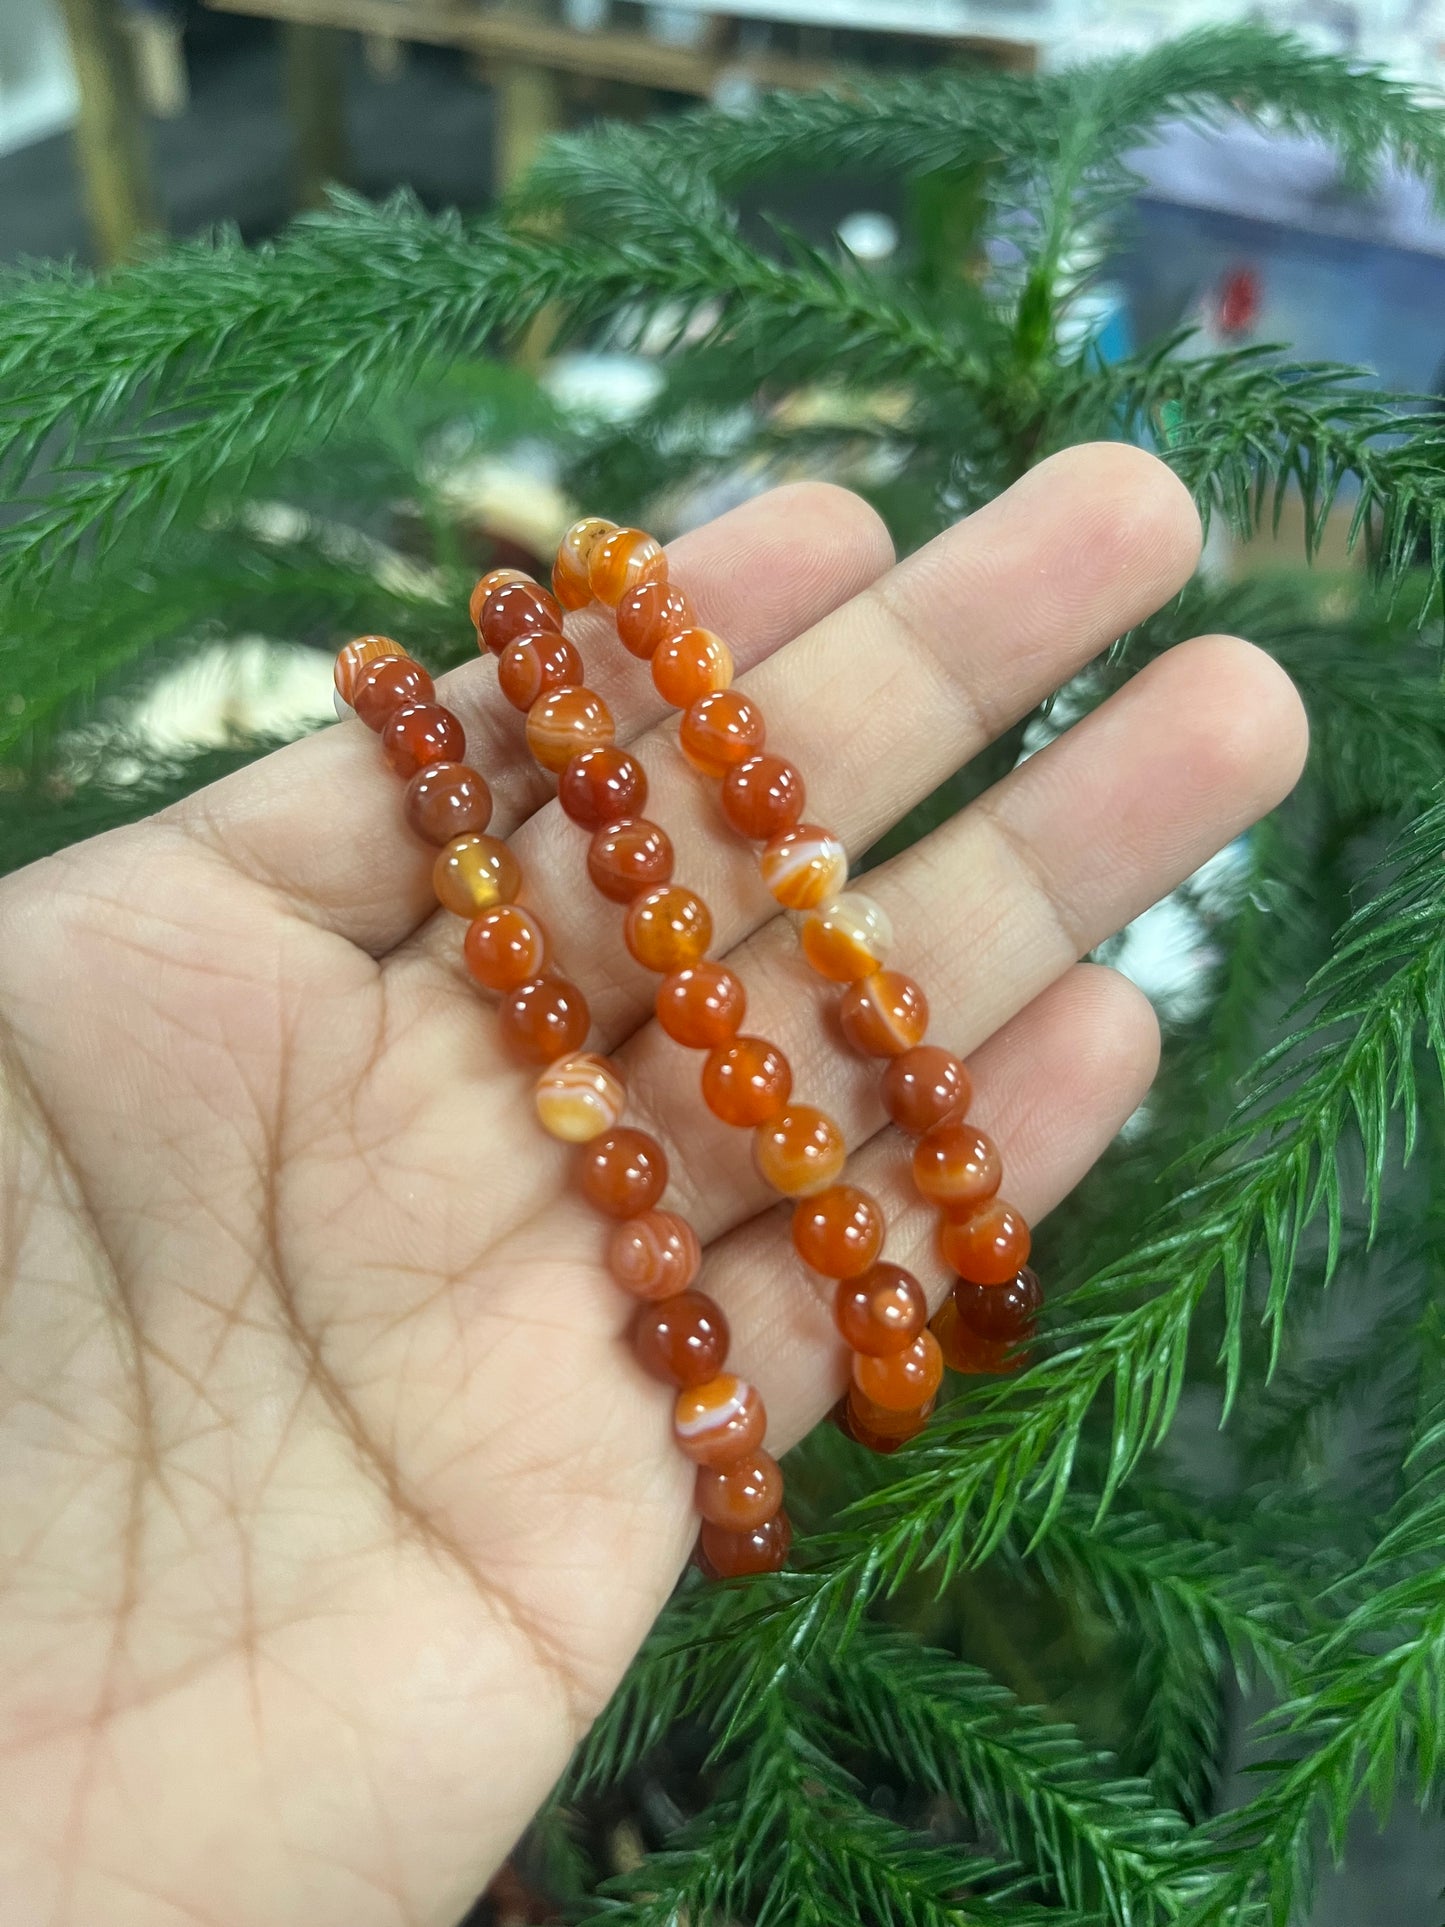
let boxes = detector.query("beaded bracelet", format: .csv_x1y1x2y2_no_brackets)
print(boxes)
335,629,791,1578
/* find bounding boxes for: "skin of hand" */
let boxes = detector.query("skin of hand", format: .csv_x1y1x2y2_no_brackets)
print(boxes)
0,446,1308,1927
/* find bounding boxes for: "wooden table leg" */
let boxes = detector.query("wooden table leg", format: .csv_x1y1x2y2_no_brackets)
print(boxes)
282,21,353,209
55,0,163,263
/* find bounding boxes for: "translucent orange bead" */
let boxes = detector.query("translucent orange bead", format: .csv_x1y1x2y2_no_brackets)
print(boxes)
679,690,766,777
838,970,929,1057
382,703,466,779
335,635,403,704
912,1121,1002,1211
698,1510,791,1578
932,1295,1014,1376
463,906,550,993
753,1104,846,1197
883,1046,971,1135
497,631,583,711
534,1052,626,1143
404,762,492,846
479,579,564,656
587,818,675,903
469,567,528,631
579,1127,668,1219
631,1289,728,1387
498,976,590,1064
624,885,713,973
652,628,733,708
553,517,615,611
701,1035,792,1127
835,1262,928,1356
843,1385,935,1452
760,823,847,911
791,1184,885,1279
721,754,806,841
433,833,521,917
617,579,693,659
695,1450,783,1530
954,1266,1041,1342
525,686,615,773
852,1329,944,1413
590,526,665,608
558,746,648,829
800,892,892,983
354,656,433,731
609,1209,702,1301
656,963,746,1049
674,1374,767,1466
941,1199,1031,1285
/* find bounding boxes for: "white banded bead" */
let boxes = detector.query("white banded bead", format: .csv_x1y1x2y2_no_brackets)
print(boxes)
759,823,848,910
799,891,892,983
534,1051,626,1143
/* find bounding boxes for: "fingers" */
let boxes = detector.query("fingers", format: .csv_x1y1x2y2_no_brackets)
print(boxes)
159,483,894,954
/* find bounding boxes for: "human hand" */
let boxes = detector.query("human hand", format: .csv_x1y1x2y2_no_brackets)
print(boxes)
0,446,1307,1926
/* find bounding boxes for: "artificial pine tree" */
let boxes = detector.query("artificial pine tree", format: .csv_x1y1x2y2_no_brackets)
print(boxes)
3,24,1445,1923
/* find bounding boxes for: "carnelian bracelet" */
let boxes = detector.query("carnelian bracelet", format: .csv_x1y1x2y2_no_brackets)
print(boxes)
334,629,791,1578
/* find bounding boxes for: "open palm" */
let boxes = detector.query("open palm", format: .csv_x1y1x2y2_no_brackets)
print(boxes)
0,448,1306,1927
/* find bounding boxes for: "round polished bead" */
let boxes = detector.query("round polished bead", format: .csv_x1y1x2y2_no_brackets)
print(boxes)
534,1052,626,1143
760,823,847,911
655,964,746,1049
464,906,550,994
843,1385,935,1452
354,656,433,731
912,1121,1002,1211
469,567,528,631
679,690,766,777
433,833,521,917
497,631,583,711
525,686,615,773
884,1046,971,1135
587,818,675,903
335,634,403,704
954,1266,1042,1343
838,970,929,1057
498,976,591,1064
652,627,733,708
800,892,892,983
404,762,493,846
558,747,648,828
698,1510,791,1578
852,1329,944,1413
590,527,666,608
695,1450,783,1530
624,885,713,973
382,702,466,779
932,1295,1014,1376
609,1209,702,1301
579,1127,668,1219
479,579,564,656
674,1375,767,1467
791,1184,885,1279
631,1289,728,1387
721,754,806,841
702,1036,792,1128
553,517,615,610
617,579,693,659
835,1262,928,1356
942,1198,1031,1285
753,1104,846,1197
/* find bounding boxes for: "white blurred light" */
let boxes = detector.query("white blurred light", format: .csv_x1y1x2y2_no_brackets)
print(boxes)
838,210,899,264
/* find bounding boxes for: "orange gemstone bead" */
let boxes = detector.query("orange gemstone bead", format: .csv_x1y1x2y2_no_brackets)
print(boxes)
843,1386,935,1452
792,1184,885,1279
721,754,806,841
760,823,848,911
656,963,746,1049
835,1262,928,1355
674,1374,767,1466
433,833,521,917
586,818,674,903
464,906,549,993
852,1329,944,1412
558,746,648,828
354,656,433,731
912,1121,1002,1211
883,1046,971,1135
941,1199,1031,1285
838,970,929,1057
479,579,564,656
932,1295,1014,1376
497,632,583,711
553,517,614,611
652,628,733,708
608,1209,701,1301
498,976,591,1064
800,892,892,983
382,702,466,779
679,691,766,777
335,634,403,704
701,1036,792,1127
624,885,713,973
631,1289,728,1387
753,1104,846,1197
579,1127,668,1218
534,1052,626,1143
695,1450,783,1530
525,686,615,773
698,1510,791,1577
404,762,492,845
617,579,693,659
590,527,666,608
469,567,528,631
954,1266,1041,1342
